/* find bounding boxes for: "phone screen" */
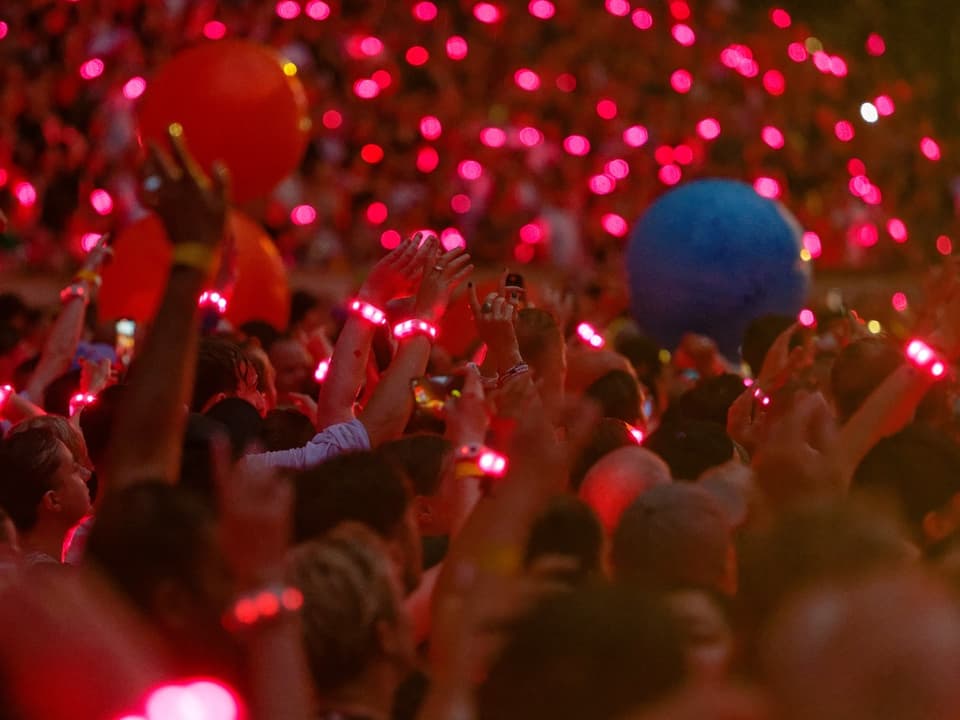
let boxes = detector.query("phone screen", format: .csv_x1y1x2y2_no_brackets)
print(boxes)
410,374,467,419
115,319,136,368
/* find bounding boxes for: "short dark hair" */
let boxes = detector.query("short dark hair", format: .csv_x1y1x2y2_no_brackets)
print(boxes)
741,314,794,376
204,398,263,459
614,331,663,385
584,370,640,424
477,587,686,720
853,423,960,536
238,320,281,352
289,290,319,330
0,427,64,531
830,338,903,422
668,373,747,427
644,419,734,481
525,496,603,584
294,452,411,543
86,483,215,615
612,483,731,594
516,308,563,377
192,337,251,412
570,418,635,492
261,409,316,452
377,434,452,497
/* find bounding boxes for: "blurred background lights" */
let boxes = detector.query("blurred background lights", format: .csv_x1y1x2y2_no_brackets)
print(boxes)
413,1,438,21
670,69,693,93
623,125,649,147
697,118,721,140
80,58,104,79
458,160,483,180
305,0,330,20
892,292,908,312
632,9,654,29
419,116,442,140
90,189,113,215
480,127,507,147
445,36,468,59
860,102,879,123
529,0,555,19
473,3,501,23
275,1,300,19
921,137,942,161
563,135,591,156
514,68,541,91
290,204,316,225
122,76,147,100
605,0,630,16
602,213,629,237
202,21,227,39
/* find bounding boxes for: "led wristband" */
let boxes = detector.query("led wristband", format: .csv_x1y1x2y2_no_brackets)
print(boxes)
906,338,948,378
393,318,438,342
349,298,387,326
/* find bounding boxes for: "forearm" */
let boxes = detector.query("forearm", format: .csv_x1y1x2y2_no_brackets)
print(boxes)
835,363,934,487
243,619,313,720
2,393,46,423
105,267,204,489
24,296,87,400
316,316,376,427
359,336,431,447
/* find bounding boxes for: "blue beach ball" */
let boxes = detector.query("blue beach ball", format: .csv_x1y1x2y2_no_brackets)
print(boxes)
626,179,811,360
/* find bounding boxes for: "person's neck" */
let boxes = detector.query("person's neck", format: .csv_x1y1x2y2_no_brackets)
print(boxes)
21,521,65,562
317,661,399,720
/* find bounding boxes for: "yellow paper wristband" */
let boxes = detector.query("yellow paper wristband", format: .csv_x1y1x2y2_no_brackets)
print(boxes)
75,269,102,287
454,460,484,481
172,243,217,272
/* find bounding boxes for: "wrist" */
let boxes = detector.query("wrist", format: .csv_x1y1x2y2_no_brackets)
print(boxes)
496,348,523,373
357,284,387,307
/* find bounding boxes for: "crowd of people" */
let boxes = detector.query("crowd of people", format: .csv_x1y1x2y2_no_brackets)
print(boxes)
3,115,960,719
0,0,956,280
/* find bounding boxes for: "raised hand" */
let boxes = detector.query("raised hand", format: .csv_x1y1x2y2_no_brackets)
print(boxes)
212,435,293,588
142,124,229,249
469,284,522,373
444,365,490,445
360,232,434,306
413,237,473,323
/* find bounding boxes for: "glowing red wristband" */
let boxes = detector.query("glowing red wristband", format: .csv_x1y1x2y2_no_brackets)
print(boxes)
69,392,97,417
198,290,228,314
752,386,771,407
60,283,88,304
349,298,387,326
393,318,438,342
0,384,13,415
576,322,606,349
222,584,304,633
314,358,331,383
906,338,948,378
111,678,241,720
454,443,509,479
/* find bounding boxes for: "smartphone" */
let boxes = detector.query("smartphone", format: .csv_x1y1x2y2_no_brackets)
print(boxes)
115,319,136,368
411,374,467,419
505,273,525,305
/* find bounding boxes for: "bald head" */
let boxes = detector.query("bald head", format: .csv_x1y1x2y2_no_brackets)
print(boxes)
579,447,671,533
762,571,960,720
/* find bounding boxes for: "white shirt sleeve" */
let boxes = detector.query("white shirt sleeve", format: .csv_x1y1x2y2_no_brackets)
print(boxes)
242,418,371,473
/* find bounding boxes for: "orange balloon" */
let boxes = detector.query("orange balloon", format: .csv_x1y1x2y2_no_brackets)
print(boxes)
138,40,310,203
99,212,290,330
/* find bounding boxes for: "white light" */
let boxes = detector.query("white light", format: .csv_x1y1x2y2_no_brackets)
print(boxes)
860,102,879,124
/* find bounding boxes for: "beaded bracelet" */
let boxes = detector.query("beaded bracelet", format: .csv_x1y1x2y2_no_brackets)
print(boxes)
393,318,438,342
349,298,387,326
906,338,948,378
222,584,304,633
497,362,530,387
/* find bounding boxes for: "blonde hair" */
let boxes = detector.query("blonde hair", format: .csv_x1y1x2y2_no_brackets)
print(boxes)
288,523,400,692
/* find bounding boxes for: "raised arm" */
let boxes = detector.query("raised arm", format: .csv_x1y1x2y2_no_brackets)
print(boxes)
359,239,472,447
23,240,112,404
103,126,228,490
316,234,427,428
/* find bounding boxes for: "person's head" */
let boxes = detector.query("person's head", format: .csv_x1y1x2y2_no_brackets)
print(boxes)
525,496,603,585
377,434,454,537
644,419,735,481
516,308,566,408
570,418,636,492
853,423,960,547
238,320,281,352
741,314,794,376
11,414,91,470
261,408,316,452
584,370,641,424
830,337,903,422
268,336,314,396
579,446,671,534
612,483,735,595
289,289,323,333
204,398,264,459
477,587,686,720
192,336,264,414
289,523,415,698
294,452,421,594
761,571,960,720
736,501,911,669
85,483,233,674
669,374,749,428
0,426,91,538
242,343,277,412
